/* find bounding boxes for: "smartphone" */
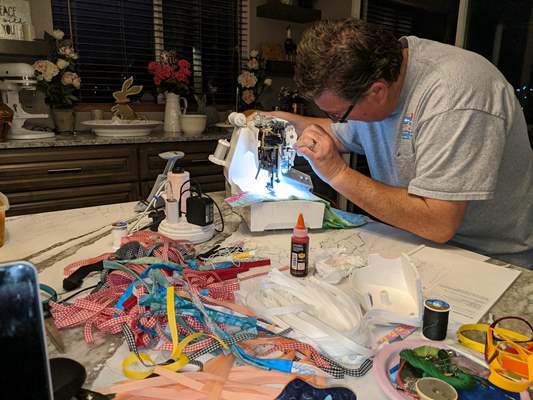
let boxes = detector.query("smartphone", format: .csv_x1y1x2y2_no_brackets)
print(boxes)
0,262,53,399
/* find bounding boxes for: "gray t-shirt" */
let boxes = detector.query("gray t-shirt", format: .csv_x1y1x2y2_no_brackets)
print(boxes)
332,36,533,268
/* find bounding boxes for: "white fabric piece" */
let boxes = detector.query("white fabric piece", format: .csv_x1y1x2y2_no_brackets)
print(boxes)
314,247,365,284
242,269,374,365
349,253,423,327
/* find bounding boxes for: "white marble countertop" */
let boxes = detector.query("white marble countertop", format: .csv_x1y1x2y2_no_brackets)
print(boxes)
0,129,231,149
0,194,531,398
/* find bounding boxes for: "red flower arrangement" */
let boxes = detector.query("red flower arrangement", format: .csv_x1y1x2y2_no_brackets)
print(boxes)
148,50,191,96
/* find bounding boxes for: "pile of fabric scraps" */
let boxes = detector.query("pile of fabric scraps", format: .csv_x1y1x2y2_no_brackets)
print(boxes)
393,345,523,399
98,354,339,400
49,229,375,399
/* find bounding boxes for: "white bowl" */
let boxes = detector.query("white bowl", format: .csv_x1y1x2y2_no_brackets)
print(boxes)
181,114,207,136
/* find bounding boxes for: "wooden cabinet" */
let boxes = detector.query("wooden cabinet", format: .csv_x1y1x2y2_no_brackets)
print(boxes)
0,146,138,192
138,141,225,197
1,140,224,216
6,183,140,215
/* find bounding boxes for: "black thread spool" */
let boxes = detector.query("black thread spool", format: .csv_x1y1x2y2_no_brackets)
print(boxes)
422,299,450,341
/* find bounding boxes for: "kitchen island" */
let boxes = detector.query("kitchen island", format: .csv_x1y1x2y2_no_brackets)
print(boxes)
0,193,531,398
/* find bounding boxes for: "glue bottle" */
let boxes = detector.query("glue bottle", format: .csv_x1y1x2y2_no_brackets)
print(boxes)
290,213,309,277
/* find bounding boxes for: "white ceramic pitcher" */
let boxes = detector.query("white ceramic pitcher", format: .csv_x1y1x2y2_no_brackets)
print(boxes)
164,92,188,133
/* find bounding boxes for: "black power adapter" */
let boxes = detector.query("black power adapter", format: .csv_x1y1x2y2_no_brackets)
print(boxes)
186,195,214,226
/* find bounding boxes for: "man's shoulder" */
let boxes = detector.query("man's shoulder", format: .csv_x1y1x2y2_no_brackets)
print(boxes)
406,37,514,121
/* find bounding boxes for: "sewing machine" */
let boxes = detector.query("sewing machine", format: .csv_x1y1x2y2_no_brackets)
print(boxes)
209,112,325,231
0,63,52,139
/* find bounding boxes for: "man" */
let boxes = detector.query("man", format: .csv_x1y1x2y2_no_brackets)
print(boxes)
268,18,533,268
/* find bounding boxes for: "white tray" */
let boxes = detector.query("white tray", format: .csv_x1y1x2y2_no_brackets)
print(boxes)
82,119,161,137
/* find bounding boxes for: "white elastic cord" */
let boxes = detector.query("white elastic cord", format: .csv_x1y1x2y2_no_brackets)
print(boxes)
244,269,374,362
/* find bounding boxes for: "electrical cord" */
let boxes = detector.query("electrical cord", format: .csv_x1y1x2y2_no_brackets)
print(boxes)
204,192,224,233
129,180,167,233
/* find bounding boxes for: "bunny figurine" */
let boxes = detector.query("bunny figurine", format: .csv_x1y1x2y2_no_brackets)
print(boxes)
111,77,143,120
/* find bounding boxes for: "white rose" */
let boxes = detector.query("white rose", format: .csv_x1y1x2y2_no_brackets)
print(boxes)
264,78,272,86
61,71,74,85
51,29,64,40
250,49,259,58
56,59,69,69
237,71,257,88
247,58,259,70
242,89,256,104
33,60,59,82
72,76,81,89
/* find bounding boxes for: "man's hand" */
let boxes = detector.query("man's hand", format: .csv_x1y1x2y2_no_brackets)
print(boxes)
294,124,348,183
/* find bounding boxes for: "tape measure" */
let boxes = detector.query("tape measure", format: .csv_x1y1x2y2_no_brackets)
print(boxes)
415,377,458,400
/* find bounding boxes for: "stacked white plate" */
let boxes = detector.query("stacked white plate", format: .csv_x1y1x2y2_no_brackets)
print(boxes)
82,119,161,137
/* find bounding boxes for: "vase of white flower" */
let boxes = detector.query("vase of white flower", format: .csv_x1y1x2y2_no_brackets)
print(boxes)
33,29,81,134
236,50,272,111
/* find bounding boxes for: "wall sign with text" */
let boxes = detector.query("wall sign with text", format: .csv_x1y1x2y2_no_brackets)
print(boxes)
0,0,32,40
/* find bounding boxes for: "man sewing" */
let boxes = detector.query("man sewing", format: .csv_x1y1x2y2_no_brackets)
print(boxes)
265,18,533,268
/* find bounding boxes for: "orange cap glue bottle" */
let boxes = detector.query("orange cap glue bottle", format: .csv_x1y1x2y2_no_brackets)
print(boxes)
290,213,309,277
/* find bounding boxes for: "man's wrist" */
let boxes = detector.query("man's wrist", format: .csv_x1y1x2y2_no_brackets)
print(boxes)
328,163,351,188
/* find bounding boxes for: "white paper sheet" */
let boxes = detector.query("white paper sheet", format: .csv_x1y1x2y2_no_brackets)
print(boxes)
410,246,521,324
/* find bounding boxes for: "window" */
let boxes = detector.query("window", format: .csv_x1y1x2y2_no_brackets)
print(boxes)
466,0,533,131
362,0,459,44
52,0,243,105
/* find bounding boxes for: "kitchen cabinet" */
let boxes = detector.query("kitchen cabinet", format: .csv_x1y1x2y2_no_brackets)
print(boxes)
139,141,226,198
0,140,225,216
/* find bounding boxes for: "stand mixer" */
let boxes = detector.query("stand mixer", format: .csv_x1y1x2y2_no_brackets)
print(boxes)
0,63,52,139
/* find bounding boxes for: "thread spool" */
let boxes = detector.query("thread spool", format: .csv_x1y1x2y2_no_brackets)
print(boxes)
167,170,190,214
422,299,450,341
111,221,128,250
213,139,230,160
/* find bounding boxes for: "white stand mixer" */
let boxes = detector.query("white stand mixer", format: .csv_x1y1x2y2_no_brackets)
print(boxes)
0,63,53,139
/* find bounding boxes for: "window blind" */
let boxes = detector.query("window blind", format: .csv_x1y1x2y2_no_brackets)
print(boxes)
363,0,458,44
52,0,243,105
364,0,414,38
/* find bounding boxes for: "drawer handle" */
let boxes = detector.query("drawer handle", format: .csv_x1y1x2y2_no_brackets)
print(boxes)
190,159,205,163
47,167,83,174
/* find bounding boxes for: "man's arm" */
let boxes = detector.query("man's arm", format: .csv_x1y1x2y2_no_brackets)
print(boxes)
254,111,350,153
296,124,467,243
331,167,467,243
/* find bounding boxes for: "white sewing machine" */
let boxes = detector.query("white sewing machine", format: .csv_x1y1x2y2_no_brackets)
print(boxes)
0,63,52,139
209,112,325,231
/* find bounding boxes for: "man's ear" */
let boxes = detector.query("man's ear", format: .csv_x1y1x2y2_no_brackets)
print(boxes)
367,81,389,105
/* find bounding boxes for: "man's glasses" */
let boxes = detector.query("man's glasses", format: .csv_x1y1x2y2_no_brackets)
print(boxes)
322,102,355,123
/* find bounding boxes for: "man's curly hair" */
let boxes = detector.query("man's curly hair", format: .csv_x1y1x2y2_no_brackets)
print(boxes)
295,18,403,102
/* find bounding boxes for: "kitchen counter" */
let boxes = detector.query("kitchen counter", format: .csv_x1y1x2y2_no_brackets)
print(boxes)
0,128,231,149
0,194,531,398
